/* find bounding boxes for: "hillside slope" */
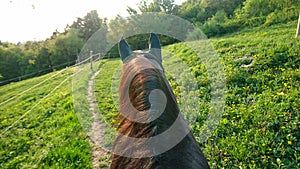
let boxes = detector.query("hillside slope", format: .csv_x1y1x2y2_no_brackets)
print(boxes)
0,68,93,168
94,21,300,168
0,21,299,168
165,21,300,168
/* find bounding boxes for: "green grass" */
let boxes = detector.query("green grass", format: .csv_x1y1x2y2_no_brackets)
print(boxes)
94,59,121,144
0,20,299,168
92,59,121,168
0,68,92,168
93,21,300,168
165,21,300,168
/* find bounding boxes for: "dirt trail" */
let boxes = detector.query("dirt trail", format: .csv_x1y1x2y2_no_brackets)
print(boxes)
87,70,110,169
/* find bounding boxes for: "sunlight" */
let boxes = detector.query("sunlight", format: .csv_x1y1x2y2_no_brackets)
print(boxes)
0,0,186,43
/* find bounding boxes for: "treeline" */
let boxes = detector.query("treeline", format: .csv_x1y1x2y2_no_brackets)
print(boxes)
133,0,299,37
0,10,104,85
1,0,299,85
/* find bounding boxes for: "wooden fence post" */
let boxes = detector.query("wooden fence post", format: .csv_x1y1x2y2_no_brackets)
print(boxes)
90,51,93,71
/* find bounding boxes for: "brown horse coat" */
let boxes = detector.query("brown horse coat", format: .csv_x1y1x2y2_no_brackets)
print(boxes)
110,34,210,169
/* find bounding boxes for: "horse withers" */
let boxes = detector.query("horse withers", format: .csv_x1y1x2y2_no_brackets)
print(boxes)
110,33,210,169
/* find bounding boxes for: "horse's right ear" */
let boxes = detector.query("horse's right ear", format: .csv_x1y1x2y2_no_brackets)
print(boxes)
119,37,132,62
149,33,162,62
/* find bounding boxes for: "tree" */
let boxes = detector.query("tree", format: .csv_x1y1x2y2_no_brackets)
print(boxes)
127,7,138,15
179,1,206,24
48,29,84,69
129,0,179,15
37,46,52,74
178,0,245,25
0,45,21,83
0,10,107,85
69,10,104,41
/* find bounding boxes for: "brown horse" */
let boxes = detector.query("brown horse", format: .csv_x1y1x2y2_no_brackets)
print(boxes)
110,33,210,169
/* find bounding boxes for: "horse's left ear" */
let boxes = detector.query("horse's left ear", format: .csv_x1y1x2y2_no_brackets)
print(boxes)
149,33,162,61
119,37,132,62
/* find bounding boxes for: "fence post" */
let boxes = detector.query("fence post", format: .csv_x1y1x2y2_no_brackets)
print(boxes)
296,12,300,37
90,51,93,71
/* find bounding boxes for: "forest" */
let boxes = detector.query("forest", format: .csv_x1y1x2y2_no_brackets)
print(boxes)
0,0,299,85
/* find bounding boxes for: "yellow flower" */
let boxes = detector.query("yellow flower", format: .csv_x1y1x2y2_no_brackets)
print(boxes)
288,141,292,145
224,158,228,162
280,68,285,71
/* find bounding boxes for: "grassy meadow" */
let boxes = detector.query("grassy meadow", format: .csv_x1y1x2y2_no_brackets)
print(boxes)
0,68,92,168
0,20,299,168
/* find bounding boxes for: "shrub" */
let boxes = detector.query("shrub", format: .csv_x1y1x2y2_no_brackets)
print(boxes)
264,7,299,26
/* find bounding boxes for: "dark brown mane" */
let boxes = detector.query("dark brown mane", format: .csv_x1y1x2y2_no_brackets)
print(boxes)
119,53,178,137
110,52,210,169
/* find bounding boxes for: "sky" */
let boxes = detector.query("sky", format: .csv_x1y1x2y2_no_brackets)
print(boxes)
0,0,185,43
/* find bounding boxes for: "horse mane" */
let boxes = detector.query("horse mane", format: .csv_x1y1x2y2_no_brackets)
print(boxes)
110,52,210,169
119,52,178,135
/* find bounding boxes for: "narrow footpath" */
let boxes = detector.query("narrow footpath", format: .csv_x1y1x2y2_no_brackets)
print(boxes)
87,70,110,169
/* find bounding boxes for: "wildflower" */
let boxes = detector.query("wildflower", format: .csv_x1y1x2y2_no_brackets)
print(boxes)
280,68,285,71
288,141,292,145
277,92,284,96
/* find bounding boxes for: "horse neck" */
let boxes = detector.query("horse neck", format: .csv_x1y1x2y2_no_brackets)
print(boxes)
118,63,180,138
